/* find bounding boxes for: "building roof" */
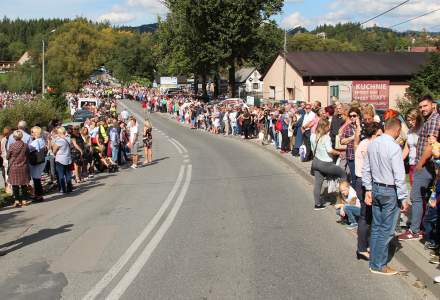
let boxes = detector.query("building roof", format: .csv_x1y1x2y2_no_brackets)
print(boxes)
235,67,256,83
279,52,429,78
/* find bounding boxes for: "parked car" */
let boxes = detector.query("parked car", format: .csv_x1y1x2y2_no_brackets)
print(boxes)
73,109,94,122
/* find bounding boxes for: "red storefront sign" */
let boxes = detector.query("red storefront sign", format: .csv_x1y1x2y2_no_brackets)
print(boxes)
352,80,389,109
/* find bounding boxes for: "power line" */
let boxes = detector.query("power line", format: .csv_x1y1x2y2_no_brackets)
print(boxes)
390,8,440,28
360,0,410,25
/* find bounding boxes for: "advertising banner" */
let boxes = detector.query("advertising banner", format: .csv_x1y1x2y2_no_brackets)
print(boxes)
160,77,178,85
352,80,389,109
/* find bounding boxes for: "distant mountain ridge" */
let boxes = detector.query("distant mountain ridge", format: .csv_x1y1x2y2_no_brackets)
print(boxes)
119,23,158,33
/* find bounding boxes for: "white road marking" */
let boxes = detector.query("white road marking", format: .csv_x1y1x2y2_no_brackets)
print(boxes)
183,159,190,163
168,139,183,154
106,165,193,300
82,166,186,300
170,138,187,153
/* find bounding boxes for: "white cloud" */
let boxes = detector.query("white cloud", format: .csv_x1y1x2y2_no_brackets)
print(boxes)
97,6,136,24
280,12,309,29
325,0,440,30
127,0,168,14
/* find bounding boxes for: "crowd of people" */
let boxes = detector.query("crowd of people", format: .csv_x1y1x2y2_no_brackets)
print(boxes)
0,82,154,209
138,91,440,279
3,81,440,280
0,91,36,109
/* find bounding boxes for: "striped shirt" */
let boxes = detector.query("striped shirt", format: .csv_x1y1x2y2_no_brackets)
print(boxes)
416,111,440,164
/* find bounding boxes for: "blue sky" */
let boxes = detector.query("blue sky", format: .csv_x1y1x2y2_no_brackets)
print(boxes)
1,0,439,31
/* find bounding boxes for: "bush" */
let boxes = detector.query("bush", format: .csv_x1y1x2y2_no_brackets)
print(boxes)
0,97,62,129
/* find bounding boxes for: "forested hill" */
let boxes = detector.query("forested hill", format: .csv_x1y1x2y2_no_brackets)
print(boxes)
119,23,158,33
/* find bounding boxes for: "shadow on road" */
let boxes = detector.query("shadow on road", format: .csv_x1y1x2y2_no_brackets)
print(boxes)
0,224,73,256
152,156,170,163
0,210,34,233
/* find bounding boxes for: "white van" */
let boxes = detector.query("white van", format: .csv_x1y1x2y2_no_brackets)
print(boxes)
78,98,100,110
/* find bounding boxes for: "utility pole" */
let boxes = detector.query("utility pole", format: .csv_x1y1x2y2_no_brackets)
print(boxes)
283,29,287,100
42,29,56,96
42,39,45,95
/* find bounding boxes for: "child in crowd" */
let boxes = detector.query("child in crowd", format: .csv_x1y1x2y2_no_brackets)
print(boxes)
335,180,361,230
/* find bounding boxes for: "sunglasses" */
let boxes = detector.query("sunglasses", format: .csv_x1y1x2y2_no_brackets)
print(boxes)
349,114,358,118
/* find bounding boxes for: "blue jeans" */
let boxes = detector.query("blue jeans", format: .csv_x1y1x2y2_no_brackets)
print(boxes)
410,166,434,233
423,204,440,244
55,162,72,193
111,145,119,163
347,159,356,186
344,205,361,224
369,184,400,271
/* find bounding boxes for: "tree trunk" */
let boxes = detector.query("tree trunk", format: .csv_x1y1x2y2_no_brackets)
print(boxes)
202,73,207,97
194,73,199,95
213,73,219,98
228,57,236,98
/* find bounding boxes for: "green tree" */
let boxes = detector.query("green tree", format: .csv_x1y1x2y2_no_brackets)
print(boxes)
409,53,440,100
46,19,112,92
248,21,283,72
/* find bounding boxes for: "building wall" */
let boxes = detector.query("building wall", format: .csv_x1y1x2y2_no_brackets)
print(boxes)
389,84,409,109
263,54,411,108
309,86,329,106
244,70,263,94
262,55,304,101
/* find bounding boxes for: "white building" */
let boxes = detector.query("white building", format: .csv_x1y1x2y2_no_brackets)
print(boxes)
235,67,263,97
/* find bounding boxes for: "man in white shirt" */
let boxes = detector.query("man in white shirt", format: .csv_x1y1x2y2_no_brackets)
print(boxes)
301,103,316,161
128,117,139,168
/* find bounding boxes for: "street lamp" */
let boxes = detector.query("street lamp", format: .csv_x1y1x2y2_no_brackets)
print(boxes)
42,29,56,95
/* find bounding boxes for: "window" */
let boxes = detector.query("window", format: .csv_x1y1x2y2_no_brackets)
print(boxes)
253,83,259,90
269,86,275,99
330,85,339,98
287,88,294,100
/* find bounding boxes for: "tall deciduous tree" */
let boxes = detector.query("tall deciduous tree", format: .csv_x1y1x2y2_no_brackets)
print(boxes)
46,19,113,92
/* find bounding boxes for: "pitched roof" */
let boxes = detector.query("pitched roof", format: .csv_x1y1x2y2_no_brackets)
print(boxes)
282,52,429,78
235,67,256,83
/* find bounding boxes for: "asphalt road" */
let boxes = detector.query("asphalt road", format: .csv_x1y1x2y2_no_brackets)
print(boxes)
0,100,428,299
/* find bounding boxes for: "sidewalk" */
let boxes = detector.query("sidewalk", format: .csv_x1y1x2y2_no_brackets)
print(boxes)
157,112,440,298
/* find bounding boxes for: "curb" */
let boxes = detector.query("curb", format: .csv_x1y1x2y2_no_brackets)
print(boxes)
155,111,440,298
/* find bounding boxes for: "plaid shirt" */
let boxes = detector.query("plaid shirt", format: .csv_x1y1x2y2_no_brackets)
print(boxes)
342,124,355,160
416,111,440,164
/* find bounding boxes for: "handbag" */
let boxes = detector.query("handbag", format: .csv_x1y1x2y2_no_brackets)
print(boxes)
29,147,46,165
310,136,322,176
310,135,322,176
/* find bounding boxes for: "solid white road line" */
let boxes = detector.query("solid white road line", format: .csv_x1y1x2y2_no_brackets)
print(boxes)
170,138,187,153
106,165,193,300
82,166,186,300
168,139,183,154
